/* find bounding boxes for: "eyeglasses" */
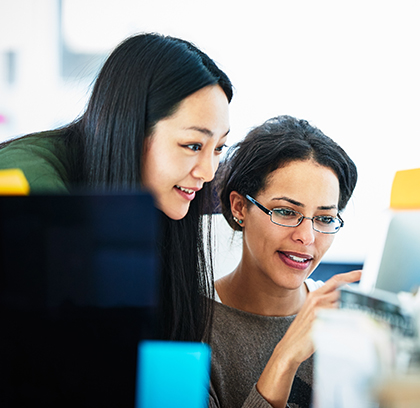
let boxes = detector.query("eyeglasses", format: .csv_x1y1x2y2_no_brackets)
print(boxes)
245,195,344,234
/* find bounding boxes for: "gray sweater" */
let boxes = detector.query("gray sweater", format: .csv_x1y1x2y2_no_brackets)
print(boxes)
208,280,323,408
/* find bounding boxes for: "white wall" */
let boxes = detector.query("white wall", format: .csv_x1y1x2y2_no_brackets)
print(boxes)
1,0,420,276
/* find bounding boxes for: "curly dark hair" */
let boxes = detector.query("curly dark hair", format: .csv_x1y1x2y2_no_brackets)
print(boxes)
217,115,357,231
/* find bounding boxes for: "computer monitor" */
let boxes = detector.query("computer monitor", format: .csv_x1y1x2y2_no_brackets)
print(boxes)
359,210,420,295
0,193,159,408
338,210,420,337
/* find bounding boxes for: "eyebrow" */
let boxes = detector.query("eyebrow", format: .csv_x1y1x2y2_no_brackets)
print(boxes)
271,197,338,211
185,126,230,138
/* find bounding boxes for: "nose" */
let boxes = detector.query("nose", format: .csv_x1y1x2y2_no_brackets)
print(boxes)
291,217,315,245
191,152,219,182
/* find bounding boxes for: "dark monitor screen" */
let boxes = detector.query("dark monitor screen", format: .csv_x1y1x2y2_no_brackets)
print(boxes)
0,193,160,408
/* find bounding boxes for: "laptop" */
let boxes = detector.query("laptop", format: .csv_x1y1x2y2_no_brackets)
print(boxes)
339,210,420,336
0,193,159,407
359,210,420,295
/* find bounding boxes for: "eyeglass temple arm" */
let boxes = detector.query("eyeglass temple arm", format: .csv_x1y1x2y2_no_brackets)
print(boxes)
245,195,272,216
337,213,344,227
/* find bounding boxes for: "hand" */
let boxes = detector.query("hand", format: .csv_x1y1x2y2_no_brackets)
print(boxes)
282,269,362,364
256,270,362,408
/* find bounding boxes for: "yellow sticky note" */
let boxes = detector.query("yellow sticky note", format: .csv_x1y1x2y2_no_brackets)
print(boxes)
0,168,30,195
390,168,420,209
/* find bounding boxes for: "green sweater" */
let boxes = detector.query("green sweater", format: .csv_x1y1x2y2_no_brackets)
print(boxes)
0,134,71,193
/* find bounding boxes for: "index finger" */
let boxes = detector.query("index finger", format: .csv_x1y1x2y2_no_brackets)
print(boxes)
317,270,362,293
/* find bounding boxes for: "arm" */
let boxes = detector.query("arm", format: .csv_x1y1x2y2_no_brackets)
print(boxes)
256,270,362,408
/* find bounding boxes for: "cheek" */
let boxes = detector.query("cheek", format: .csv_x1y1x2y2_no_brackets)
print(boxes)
318,236,335,257
214,154,222,170
142,152,175,199
142,156,159,191
144,151,175,184
246,221,287,254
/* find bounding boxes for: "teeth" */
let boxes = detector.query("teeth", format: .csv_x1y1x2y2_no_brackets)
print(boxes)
287,254,308,263
176,185,194,194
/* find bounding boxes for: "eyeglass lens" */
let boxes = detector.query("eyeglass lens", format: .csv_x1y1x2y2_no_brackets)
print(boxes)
271,209,341,233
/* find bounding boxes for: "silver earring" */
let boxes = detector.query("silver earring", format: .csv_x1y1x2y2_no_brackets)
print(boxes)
233,216,243,225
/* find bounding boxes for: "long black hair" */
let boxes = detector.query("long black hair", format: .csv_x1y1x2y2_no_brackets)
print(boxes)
75,33,232,190
217,115,357,231
2,33,233,341
76,33,232,341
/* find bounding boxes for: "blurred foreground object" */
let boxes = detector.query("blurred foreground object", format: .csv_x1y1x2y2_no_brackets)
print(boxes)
0,168,29,195
390,168,420,209
312,167,420,407
136,341,211,408
377,374,420,408
312,309,394,408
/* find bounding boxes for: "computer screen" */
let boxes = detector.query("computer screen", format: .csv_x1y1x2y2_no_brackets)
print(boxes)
338,210,420,338
359,210,420,295
0,193,160,408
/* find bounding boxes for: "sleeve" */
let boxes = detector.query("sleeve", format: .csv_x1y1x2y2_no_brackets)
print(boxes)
208,382,276,408
305,278,325,292
241,385,277,408
208,380,221,408
0,139,70,194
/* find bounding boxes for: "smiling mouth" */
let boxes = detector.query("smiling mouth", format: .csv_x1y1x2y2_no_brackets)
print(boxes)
281,252,313,263
175,185,195,194
287,254,309,263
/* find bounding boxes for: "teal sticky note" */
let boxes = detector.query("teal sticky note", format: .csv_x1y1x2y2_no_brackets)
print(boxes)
135,340,211,408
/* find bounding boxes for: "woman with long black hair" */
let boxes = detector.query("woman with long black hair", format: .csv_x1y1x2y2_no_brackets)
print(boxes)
0,32,233,342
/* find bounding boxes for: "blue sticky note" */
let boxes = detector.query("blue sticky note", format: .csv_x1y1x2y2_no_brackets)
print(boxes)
135,340,211,408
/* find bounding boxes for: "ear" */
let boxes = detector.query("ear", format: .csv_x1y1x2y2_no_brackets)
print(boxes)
230,191,246,224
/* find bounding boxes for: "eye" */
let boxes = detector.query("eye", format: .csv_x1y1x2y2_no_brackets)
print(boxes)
273,208,299,219
315,215,336,225
215,144,227,153
183,143,202,152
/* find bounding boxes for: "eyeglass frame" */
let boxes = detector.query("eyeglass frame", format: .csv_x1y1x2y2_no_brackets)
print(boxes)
245,194,344,234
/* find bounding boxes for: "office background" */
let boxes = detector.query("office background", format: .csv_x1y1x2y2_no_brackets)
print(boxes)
1,0,419,277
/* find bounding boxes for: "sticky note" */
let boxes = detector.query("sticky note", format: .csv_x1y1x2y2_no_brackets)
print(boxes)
135,340,211,408
390,168,420,209
0,168,30,195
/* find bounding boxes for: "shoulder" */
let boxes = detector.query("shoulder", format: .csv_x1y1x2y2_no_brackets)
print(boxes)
1,131,67,155
305,278,325,292
0,131,70,193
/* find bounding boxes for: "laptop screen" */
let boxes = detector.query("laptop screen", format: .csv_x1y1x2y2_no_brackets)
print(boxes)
0,193,160,407
359,210,420,295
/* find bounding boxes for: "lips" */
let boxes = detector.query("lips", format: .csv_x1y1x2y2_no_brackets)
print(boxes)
278,251,313,270
175,185,195,194
174,185,201,201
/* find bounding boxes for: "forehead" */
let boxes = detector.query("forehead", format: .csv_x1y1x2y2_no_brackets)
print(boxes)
145,85,229,146
165,85,229,130
261,160,340,206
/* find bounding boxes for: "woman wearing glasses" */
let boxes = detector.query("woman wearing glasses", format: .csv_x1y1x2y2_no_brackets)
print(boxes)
209,115,361,408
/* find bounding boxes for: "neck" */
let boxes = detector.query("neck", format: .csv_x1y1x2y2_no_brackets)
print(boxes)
215,261,308,317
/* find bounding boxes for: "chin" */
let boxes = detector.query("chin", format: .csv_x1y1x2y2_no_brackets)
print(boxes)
161,204,190,220
278,269,310,290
